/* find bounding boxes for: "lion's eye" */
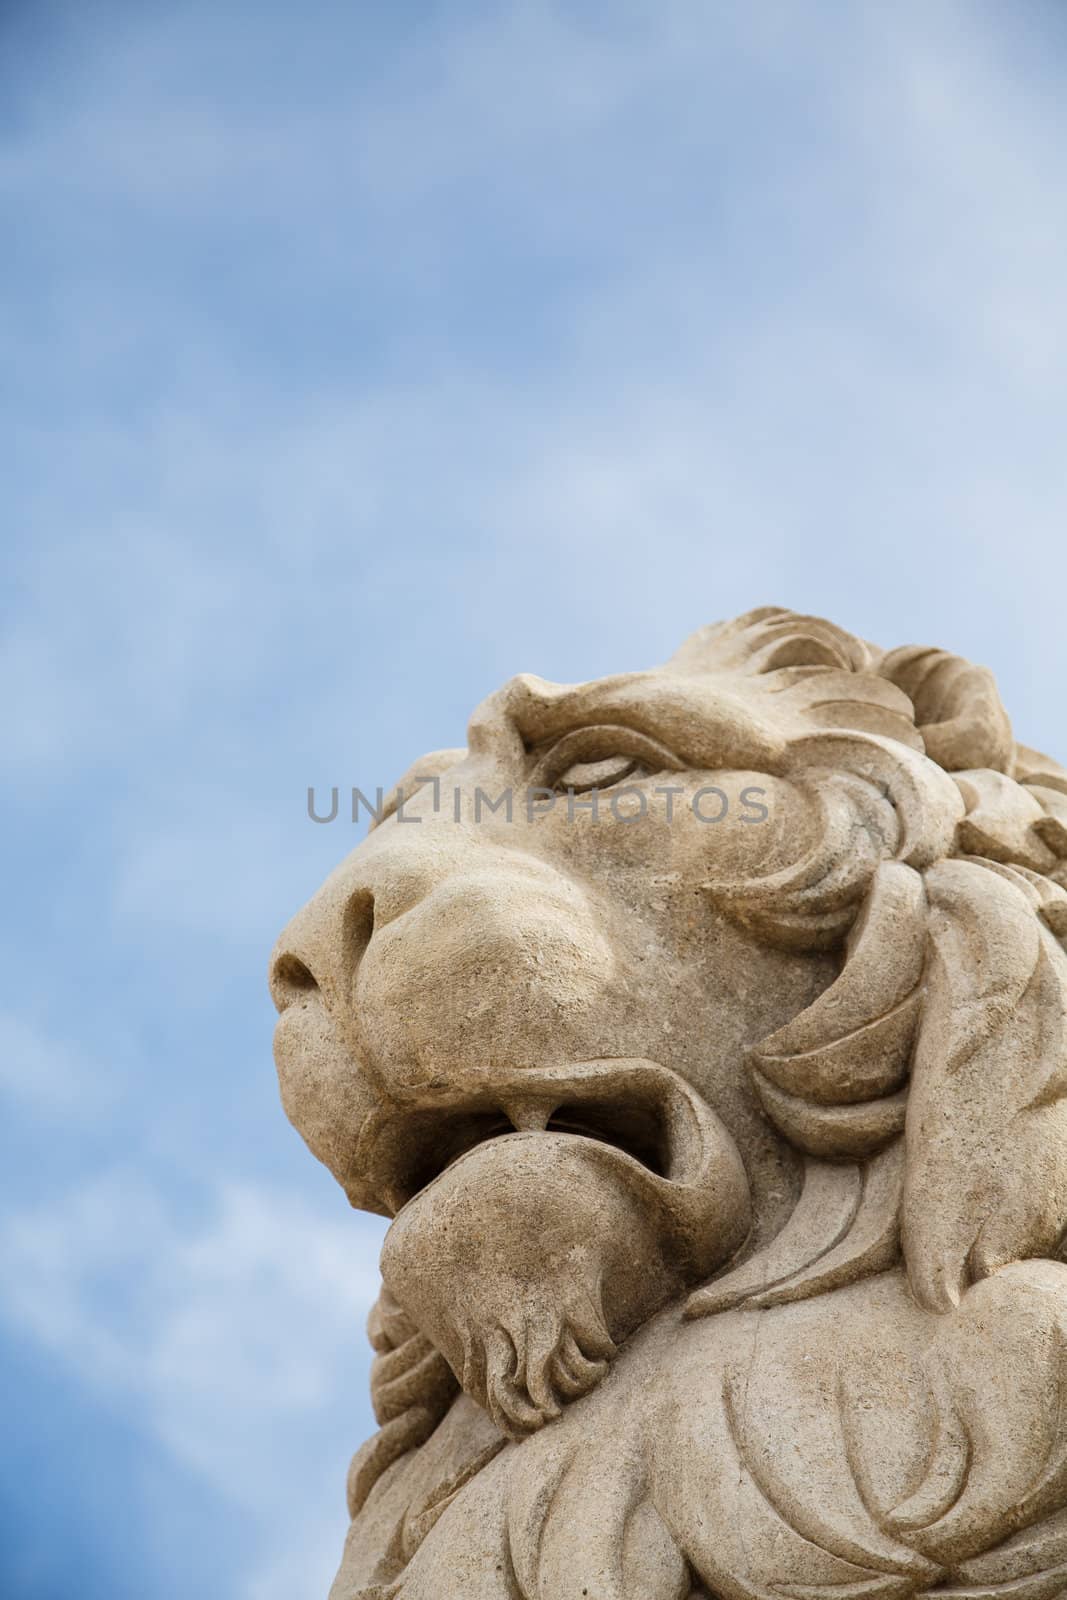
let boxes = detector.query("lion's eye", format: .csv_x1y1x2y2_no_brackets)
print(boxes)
531,723,682,794
553,755,639,794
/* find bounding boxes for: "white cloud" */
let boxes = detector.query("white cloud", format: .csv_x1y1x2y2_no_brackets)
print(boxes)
0,1011,109,1118
0,1167,387,1595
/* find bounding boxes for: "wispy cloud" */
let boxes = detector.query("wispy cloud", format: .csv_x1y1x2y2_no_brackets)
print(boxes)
0,1167,386,1590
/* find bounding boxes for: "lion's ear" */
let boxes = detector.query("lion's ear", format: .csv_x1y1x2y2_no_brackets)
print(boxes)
902,858,1067,1311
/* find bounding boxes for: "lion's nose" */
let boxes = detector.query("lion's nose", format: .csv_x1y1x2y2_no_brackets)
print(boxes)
269,883,376,1018
269,845,456,1019
269,826,584,1040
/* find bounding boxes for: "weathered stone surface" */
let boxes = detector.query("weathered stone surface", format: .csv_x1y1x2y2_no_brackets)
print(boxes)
270,607,1067,1599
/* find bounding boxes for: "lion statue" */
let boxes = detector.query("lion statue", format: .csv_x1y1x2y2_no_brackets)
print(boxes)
270,608,1067,1600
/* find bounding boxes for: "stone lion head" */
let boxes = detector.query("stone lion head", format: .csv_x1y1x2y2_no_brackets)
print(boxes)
270,608,1067,1598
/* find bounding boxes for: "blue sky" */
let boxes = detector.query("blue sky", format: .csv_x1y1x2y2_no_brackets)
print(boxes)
2,2,1066,1595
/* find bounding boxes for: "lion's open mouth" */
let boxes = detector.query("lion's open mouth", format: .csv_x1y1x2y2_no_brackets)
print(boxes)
384,1099,669,1214
374,1059,753,1438
352,1057,725,1221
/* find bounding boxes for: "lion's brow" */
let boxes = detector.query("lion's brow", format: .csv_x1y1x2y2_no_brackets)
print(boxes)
505,673,664,749
466,670,653,754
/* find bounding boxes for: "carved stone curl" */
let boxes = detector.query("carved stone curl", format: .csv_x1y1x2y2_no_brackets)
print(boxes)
270,607,1067,1600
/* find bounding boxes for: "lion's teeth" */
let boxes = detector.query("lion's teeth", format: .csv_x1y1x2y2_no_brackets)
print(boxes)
502,1097,552,1132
